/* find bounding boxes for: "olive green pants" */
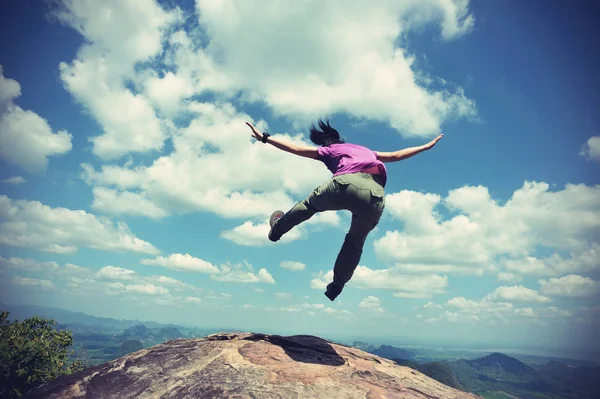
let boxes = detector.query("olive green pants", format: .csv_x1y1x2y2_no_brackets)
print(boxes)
270,172,386,287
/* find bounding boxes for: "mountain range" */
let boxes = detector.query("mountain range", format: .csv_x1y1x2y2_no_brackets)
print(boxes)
3,303,599,399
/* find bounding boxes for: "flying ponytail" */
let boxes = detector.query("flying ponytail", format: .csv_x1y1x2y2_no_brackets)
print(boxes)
309,118,345,146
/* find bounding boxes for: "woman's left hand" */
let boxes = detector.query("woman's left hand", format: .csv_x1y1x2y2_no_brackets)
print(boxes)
245,122,263,141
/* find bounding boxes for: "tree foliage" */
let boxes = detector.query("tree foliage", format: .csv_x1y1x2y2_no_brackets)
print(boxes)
0,310,84,398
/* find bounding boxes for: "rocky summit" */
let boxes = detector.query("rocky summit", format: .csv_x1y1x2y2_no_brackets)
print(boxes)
24,332,484,399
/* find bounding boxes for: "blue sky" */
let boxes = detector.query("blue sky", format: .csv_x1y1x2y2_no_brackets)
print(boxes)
1,0,599,359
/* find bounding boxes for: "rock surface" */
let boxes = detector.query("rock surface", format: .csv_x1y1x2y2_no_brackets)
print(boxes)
24,332,484,399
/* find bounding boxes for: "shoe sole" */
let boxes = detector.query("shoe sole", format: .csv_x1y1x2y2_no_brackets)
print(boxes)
269,210,284,227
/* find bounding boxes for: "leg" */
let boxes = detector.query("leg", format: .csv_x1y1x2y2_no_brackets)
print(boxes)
325,176,385,301
269,178,344,242
333,213,379,285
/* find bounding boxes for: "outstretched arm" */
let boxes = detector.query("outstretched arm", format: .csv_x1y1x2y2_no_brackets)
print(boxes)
375,134,444,163
245,122,319,159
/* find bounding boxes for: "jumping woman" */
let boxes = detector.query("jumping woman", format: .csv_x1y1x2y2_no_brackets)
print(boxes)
245,119,443,301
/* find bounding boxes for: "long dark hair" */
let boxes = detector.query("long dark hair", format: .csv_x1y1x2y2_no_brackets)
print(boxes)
309,118,345,146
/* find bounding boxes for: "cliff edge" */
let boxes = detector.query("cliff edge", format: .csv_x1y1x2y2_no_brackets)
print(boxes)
24,332,483,399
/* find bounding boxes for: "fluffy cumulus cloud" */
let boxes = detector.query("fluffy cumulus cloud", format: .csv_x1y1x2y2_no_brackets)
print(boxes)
141,253,220,274
311,265,447,298
11,276,55,289
124,284,169,296
191,0,476,133
437,294,575,325
280,260,306,271
141,254,274,284
1,176,26,185
277,302,352,319
212,262,275,284
0,256,214,303
580,135,600,162
56,0,476,232
80,104,336,226
220,220,302,246
497,272,522,283
53,0,180,159
0,195,159,255
0,257,59,272
538,275,600,297
96,266,136,280
0,66,72,174
358,296,384,313
375,182,600,278
485,285,551,304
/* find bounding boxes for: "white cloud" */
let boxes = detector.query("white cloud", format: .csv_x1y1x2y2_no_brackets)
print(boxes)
580,135,600,162
375,182,600,277
90,187,168,219
0,66,72,173
424,301,443,309
96,266,136,280
125,284,169,295
54,0,180,159
70,0,479,223
11,276,55,289
190,0,476,134
0,257,59,271
310,265,447,298
515,308,537,318
280,260,306,271
446,296,479,309
1,176,26,185
148,275,198,292
501,245,600,277
538,275,600,297
358,296,384,313
220,220,303,246
211,262,275,284
275,292,292,300
1,260,205,302
485,285,551,304
444,311,479,323
141,253,220,274
497,272,521,282
445,296,514,315
278,302,350,318
0,195,159,255
543,306,573,318
81,104,335,223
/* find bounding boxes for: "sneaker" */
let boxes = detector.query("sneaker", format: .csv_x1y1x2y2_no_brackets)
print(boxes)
268,210,284,241
324,282,343,301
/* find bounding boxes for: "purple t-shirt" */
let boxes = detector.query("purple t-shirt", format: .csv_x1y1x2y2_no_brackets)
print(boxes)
317,143,387,186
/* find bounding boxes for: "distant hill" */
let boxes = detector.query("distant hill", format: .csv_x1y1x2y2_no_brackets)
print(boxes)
118,324,185,346
467,352,531,374
0,303,222,337
392,352,600,399
451,353,600,399
394,359,461,389
351,341,416,360
1,303,138,331
0,304,224,366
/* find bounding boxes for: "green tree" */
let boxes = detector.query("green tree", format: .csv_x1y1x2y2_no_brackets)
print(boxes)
0,310,84,398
